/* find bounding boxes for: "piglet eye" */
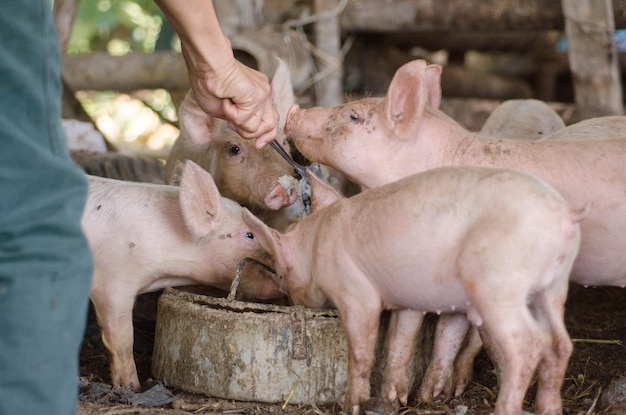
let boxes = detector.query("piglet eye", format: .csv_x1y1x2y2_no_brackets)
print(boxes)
349,111,359,121
228,144,241,155
244,232,254,240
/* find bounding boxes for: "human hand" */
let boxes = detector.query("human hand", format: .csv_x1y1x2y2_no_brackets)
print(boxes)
188,57,279,149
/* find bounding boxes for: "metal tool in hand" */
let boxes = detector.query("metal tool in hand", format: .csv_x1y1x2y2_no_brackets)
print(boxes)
269,140,312,215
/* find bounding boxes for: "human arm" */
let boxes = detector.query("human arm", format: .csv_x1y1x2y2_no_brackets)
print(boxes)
154,0,278,147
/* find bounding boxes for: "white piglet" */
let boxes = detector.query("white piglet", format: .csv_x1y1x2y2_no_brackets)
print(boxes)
246,166,588,415
83,161,280,390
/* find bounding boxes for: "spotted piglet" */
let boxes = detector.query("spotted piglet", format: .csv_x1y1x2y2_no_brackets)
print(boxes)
83,161,280,390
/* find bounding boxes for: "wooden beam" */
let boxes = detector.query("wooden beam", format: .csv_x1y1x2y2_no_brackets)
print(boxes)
53,0,80,55
313,0,344,106
562,0,624,118
260,0,626,32
55,0,106,140
62,51,190,92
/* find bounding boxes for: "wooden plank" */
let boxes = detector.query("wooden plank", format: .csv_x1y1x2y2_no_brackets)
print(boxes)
562,0,624,118
53,0,80,55
61,50,626,102
55,0,105,134
313,0,345,106
62,51,190,92
214,0,256,37
260,0,626,32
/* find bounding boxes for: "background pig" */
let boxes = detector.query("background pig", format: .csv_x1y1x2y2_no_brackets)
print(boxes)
285,59,626,401
164,60,298,230
428,98,606,400
83,160,280,390
245,166,586,415
478,98,565,140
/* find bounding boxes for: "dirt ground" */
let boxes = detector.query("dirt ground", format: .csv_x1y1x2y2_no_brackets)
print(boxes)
78,283,626,415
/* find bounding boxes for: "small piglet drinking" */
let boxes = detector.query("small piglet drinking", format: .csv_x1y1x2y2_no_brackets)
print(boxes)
165,60,298,229
286,59,626,401
83,160,280,390
246,166,587,415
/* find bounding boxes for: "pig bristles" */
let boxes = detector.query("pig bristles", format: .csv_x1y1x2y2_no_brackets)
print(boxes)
227,257,279,301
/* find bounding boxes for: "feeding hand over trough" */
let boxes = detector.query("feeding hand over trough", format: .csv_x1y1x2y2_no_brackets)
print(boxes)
164,59,300,231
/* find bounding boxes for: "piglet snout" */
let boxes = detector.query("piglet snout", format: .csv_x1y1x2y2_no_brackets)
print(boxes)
284,104,301,135
264,182,298,210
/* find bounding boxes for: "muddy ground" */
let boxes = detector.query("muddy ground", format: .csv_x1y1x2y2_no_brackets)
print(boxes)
78,283,626,415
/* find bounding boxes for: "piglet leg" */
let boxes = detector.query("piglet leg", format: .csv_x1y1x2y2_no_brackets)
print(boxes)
533,279,572,415
339,300,383,415
451,325,483,397
381,309,424,406
91,292,141,390
419,313,470,402
475,304,544,415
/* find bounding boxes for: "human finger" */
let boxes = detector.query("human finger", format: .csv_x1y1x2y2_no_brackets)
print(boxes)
223,97,278,138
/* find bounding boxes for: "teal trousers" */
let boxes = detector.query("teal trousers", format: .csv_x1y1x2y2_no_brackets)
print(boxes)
0,1,94,414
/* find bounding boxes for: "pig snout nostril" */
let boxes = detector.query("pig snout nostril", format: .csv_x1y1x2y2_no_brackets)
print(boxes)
264,183,292,210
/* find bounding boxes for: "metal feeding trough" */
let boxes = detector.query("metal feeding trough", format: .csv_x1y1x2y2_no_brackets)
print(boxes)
152,286,435,405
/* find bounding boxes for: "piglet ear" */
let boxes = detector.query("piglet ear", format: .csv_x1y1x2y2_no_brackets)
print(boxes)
384,60,442,139
307,169,343,211
179,160,223,237
179,90,216,144
424,63,443,109
168,160,185,186
271,58,296,132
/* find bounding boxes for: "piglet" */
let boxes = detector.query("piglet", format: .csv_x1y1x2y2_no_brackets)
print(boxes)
246,166,587,415
83,160,280,390
164,60,298,229
422,97,567,399
478,98,565,140
285,59,626,401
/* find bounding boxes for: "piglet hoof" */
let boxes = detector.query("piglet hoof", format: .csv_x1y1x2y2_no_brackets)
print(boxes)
452,379,469,398
361,397,399,415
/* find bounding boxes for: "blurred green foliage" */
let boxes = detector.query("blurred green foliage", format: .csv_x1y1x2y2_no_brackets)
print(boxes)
65,0,180,150
68,0,176,55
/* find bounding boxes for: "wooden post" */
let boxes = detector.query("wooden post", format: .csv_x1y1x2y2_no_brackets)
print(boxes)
54,0,103,131
313,0,344,106
214,0,256,38
561,0,624,118
53,0,80,55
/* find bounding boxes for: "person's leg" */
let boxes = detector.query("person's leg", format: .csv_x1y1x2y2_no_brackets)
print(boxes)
0,1,94,414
